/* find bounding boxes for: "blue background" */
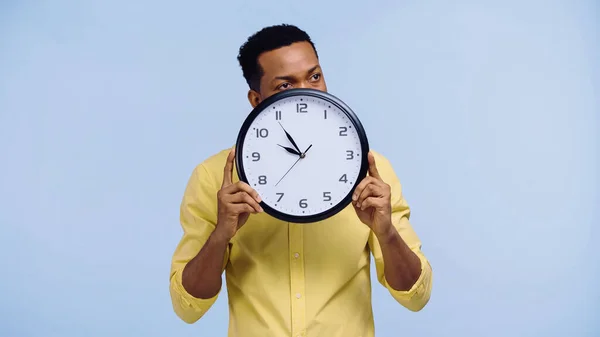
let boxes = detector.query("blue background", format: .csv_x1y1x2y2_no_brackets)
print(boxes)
1,0,598,336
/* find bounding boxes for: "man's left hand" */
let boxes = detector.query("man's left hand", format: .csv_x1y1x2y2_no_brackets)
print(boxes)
352,152,393,238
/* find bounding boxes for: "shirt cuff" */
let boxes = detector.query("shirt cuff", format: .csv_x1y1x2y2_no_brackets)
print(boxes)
171,269,219,313
383,251,432,306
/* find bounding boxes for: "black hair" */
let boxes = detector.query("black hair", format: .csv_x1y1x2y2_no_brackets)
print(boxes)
237,24,318,91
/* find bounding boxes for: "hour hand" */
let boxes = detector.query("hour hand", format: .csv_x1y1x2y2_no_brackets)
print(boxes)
278,122,302,153
278,144,301,156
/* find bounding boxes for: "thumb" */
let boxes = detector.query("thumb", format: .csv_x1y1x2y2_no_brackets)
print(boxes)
367,152,381,179
221,147,235,188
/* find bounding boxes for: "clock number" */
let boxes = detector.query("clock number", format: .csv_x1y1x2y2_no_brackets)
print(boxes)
256,128,269,138
275,110,282,120
299,199,308,208
276,192,284,202
346,150,354,160
323,192,331,201
339,126,348,136
339,174,348,183
324,110,327,119
296,103,308,113
258,175,267,185
252,152,260,161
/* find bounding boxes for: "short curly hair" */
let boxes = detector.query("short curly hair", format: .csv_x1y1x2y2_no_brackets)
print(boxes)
237,24,318,91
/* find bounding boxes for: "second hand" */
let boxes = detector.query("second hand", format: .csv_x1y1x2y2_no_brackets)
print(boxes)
275,157,301,186
274,144,313,187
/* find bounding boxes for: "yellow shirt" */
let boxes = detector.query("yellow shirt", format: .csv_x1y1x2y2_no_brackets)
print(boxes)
169,147,433,337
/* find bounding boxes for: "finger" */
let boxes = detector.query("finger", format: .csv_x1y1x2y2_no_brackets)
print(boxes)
352,176,379,202
352,176,372,201
223,181,262,203
221,147,235,188
367,152,381,180
356,184,384,208
229,203,257,215
357,184,376,204
359,196,385,211
226,191,263,213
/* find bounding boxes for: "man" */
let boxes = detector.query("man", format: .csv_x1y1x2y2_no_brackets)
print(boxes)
169,24,433,337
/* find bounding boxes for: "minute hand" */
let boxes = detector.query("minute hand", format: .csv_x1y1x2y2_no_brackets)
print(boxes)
278,122,302,153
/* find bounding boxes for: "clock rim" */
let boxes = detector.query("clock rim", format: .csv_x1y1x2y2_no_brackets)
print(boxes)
235,88,370,224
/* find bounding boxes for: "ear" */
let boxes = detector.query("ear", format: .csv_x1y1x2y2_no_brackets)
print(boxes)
247,89,261,108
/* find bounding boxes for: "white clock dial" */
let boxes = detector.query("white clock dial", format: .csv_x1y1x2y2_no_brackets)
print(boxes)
237,90,368,223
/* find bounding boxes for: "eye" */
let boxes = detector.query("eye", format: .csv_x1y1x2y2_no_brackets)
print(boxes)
309,73,321,82
277,82,292,90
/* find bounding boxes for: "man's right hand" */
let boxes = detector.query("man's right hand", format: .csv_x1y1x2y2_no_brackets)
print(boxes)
214,147,263,241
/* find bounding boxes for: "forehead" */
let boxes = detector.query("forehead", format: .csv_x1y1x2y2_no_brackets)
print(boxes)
257,41,319,77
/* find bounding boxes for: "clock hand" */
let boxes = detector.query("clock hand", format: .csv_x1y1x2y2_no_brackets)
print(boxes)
275,156,301,187
278,144,301,156
302,144,313,155
278,122,302,154
294,144,312,159
275,143,312,186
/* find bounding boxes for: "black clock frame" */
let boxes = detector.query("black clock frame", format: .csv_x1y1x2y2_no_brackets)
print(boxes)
235,88,370,223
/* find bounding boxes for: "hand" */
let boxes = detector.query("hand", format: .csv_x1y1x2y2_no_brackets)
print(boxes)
352,152,393,237
275,156,301,186
278,122,302,154
278,144,301,156
275,143,313,186
215,148,263,241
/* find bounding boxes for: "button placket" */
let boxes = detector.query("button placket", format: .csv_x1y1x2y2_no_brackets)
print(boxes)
289,223,306,336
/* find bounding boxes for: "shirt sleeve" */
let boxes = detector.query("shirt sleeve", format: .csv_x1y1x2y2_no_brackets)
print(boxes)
169,163,230,324
367,151,433,312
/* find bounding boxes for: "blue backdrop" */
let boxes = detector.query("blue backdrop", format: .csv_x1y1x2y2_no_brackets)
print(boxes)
1,0,598,336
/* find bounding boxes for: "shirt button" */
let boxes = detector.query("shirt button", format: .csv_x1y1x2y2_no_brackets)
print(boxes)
296,293,301,299
293,253,300,259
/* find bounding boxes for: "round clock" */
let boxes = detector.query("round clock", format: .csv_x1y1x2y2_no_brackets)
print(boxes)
235,88,369,223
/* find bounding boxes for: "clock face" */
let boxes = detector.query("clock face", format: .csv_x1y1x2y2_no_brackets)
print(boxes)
236,89,369,223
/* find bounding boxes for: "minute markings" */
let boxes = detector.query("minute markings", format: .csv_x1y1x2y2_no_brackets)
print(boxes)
240,93,364,219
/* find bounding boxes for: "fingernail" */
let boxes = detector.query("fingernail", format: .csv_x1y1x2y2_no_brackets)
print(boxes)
352,194,357,201
259,207,264,212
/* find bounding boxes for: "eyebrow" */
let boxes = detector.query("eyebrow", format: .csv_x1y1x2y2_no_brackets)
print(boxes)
273,65,321,82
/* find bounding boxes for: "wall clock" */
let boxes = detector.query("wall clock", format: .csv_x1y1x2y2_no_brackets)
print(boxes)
235,88,369,223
